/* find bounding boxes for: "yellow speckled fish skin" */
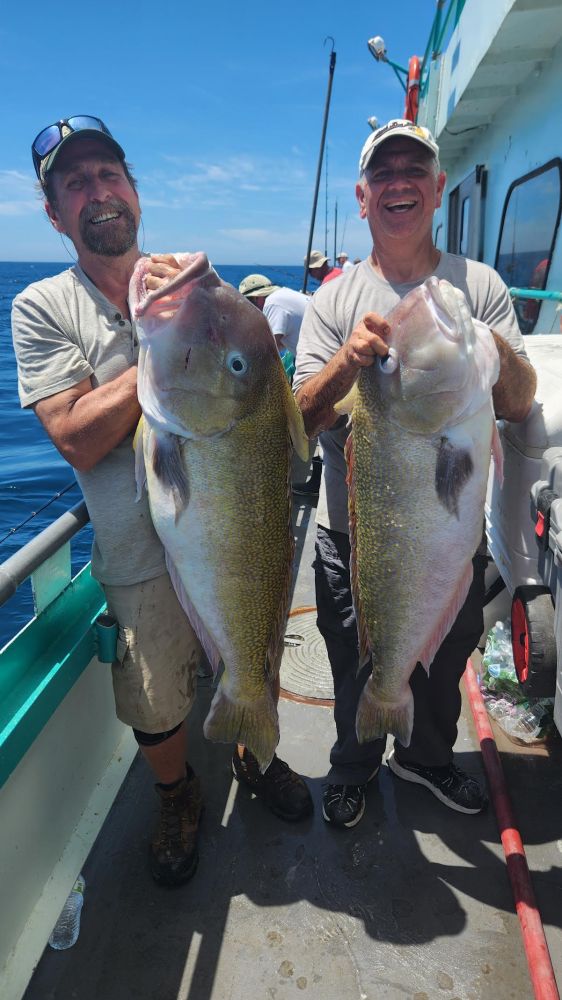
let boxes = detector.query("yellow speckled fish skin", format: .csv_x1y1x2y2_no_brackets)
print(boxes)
131,253,308,770
341,277,501,749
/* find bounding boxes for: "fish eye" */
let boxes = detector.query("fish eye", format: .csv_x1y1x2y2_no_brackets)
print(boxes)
226,351,248,375
379,348,398,375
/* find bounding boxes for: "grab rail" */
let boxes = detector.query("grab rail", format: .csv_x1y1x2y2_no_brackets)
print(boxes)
0,500,90,609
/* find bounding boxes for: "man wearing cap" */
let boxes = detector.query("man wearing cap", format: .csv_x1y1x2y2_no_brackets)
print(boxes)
293,118,536,828
336,252,354,272
306,250,343,286
238,273,309,357
11,117,313,887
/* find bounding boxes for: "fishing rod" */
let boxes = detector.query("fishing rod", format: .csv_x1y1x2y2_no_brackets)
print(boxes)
333,200,338,264
303,37,337,294
0,481,81,546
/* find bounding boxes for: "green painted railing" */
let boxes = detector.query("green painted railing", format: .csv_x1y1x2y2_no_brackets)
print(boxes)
420,0,467,98
509,287,562,303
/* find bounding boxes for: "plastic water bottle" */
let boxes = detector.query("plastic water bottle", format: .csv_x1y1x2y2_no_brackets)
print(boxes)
48,873,85,950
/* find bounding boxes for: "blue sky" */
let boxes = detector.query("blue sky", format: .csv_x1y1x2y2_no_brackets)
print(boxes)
0,1,437,264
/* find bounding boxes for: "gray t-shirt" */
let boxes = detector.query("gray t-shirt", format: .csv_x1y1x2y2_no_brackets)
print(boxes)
293,252,528,535
11,265,167,585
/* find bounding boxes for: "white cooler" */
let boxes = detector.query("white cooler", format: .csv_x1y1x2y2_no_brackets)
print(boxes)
485,334,562,595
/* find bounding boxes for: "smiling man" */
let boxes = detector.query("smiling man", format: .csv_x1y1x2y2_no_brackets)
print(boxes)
11,118,206,887
293,118,537,829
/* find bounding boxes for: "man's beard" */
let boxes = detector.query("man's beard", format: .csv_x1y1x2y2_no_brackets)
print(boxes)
79,198,138,257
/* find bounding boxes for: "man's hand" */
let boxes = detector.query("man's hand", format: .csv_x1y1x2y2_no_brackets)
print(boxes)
296,312,391,437
344,313,391,368
144,253,182,292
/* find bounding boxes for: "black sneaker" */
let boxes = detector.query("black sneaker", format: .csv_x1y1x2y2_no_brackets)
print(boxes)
387,751,487,814
232,749,313,821
322,767,380,828
150,764,203,886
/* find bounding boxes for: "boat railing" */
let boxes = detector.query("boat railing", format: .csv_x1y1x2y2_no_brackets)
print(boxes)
0,499,90,611
509,287,562,304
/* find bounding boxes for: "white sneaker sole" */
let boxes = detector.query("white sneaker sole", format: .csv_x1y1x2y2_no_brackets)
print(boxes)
322,766,380,828
387,753,483,815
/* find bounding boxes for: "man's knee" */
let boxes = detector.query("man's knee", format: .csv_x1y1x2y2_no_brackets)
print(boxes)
133,722,182,747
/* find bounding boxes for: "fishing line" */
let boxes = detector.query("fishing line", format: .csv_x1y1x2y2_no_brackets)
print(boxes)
0,481,81,546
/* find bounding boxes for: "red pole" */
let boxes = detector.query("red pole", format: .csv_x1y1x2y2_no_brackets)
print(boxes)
464,660,560,1000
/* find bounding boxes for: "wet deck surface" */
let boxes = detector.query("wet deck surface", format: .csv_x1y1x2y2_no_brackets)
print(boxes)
25,495,562,1000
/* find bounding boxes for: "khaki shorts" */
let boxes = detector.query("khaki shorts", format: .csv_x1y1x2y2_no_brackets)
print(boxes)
103,573,202,734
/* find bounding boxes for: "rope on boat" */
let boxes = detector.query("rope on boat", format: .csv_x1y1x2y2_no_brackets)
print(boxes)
464,659,560,1000
0,481,81,546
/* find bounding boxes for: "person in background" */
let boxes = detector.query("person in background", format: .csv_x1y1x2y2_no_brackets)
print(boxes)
11,117,313,890
293,118,536,829
238,273,308,358
306,250,342,286
336,251,354,272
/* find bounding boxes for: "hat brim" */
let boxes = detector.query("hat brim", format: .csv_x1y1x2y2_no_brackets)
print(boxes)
40,131,126,182
244,284,281,298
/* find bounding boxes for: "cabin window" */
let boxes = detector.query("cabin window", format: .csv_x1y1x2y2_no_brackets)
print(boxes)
447,166,486,261
494,159,562,334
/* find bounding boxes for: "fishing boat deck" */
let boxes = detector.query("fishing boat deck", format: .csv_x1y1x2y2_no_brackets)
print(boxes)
22,495,562,1000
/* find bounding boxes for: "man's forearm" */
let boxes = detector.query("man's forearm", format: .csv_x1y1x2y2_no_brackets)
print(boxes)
492,332,537,422
35,367,141,472
295,344,359,437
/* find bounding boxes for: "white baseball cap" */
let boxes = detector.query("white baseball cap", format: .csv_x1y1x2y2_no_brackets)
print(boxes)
359,119,439,175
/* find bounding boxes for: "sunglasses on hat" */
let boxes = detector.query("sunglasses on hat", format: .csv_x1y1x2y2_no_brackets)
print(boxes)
31,116,117,180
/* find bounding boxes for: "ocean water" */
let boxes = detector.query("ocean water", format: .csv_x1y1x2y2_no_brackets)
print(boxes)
0,260,305,648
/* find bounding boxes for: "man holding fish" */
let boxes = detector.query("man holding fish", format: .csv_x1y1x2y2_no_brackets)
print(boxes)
293,119,537,829
12,117,312,888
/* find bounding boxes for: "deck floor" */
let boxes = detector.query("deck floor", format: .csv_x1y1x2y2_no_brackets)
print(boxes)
24,495,562,1000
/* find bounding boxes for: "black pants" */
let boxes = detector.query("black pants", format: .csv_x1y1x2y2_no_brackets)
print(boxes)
314,526,486,785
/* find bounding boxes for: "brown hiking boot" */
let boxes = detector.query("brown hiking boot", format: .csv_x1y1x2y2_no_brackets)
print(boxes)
232,749,313,821
150,764,203,886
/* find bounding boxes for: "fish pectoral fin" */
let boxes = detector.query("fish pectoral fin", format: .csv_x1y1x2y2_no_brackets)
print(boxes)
203,683,280,772
356,676,414,748
435,434,474,518
333,380,359,416
152,431,190,512
133,416,147,501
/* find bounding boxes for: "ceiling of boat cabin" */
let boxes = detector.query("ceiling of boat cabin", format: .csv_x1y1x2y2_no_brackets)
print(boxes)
433,0,562,165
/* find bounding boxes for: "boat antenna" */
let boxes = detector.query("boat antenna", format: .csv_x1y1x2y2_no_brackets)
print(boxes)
324,145,329,257
303,37,336,293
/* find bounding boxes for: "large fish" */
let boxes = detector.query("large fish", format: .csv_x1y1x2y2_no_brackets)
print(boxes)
336,277,502,748
130,252,309,770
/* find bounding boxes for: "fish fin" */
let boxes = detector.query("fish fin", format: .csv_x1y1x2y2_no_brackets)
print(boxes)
334,380,359,416
345,434,371,668
356,675,414,747
492,419,504,485
152,432,190,517
435,435,474,518
280,373,310,461
165,553,222,674
418,561,474,673
133,416,147,501
203,682,279,772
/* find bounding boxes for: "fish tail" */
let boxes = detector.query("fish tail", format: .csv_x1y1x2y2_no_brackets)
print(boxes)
356,677,414,748
203,682,279,772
